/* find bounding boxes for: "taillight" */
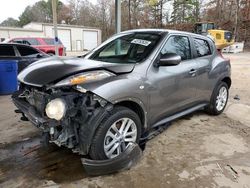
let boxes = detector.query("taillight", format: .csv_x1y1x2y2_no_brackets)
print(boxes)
218,49,229,61
217,49,223,57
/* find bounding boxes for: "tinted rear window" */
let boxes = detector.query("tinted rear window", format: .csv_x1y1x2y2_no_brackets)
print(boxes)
12,39,31,45
12,38,40,45
17,46,39,56
43,38,62,45
194,38,212,57
25,38,40,45
0,45,15,56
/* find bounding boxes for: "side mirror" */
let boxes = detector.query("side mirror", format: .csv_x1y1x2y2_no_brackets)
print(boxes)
158,53,181,66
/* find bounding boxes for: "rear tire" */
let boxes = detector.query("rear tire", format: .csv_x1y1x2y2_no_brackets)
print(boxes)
205,82,229,115
89,106,141,160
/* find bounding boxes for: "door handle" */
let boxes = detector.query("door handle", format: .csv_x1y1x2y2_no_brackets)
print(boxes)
189,69,197,76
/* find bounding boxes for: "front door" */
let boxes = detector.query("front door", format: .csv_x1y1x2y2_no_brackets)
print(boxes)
147,35,199,125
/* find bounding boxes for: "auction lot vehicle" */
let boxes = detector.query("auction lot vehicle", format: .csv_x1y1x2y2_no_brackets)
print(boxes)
12,29,231,160
0,43,49,73
7,37,66,56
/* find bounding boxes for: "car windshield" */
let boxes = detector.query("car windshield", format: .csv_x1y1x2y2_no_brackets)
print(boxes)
90,33,162,64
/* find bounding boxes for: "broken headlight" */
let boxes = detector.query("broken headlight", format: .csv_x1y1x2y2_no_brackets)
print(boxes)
53,70,115,88
45,98,66,120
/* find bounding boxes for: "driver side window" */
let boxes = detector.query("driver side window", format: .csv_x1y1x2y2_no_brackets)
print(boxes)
161,35,191,61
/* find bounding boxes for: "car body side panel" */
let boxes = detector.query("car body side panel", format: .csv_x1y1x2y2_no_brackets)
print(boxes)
195,53,230,102
209,56,231,92
195,55,214,101
146,59,200,125
80,73,149,128
144,33,199,125
187,35,231,103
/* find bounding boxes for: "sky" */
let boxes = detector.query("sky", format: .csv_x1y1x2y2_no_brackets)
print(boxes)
0,0,82,23
0,0,40,23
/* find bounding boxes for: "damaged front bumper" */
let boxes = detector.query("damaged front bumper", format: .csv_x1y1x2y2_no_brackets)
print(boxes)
12,85,112,156
12,84,146,175
82,143,142,176
13,89,144,176
12,95,53,129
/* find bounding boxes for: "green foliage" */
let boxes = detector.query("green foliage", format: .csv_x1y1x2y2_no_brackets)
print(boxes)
0,17,20,27
18,6,33,26
171,0,200,24
18,0,64,27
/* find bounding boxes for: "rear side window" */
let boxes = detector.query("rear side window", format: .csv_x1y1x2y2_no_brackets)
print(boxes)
16,46,39,57
0,45,15,56
161,35,191,60
25,38,40,45
43,38,62,45
12,39,31,45
194,38,211,57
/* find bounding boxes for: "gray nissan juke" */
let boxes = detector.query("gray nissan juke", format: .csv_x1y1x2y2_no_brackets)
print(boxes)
12,29,231,160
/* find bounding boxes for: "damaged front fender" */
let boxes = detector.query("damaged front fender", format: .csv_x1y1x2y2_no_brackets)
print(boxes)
76,74,148,129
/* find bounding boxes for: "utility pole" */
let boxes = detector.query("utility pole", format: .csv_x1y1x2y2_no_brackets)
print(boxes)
234,0,240,41
128,0,131,29
52,0,59,56
115,0,121,55
115,0,121,33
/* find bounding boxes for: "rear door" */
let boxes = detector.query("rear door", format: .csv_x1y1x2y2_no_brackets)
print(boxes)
192,37,214,101
147,34,199,124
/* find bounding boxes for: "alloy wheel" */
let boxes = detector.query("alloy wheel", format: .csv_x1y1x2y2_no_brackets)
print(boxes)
215,86,228,111
104,118,137,159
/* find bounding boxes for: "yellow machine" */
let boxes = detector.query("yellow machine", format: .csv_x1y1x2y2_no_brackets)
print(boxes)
194,22,234,49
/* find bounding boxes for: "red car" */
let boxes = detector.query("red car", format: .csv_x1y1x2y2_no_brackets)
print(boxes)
7,37,66,56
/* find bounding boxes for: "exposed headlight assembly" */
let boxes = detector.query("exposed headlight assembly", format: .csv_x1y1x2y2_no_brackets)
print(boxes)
53,70,115,88
45,98,66,120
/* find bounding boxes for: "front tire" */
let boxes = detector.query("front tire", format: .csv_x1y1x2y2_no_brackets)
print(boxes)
89,106,142,160
205,82,229,115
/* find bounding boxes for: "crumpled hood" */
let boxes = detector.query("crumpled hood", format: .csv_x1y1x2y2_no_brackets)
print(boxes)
18,56,135,87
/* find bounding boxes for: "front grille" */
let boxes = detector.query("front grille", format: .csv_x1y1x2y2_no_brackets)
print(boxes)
29,90,47,115
18,84,48,116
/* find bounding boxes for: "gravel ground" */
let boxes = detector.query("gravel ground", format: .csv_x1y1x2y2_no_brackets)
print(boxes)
0,52,250,188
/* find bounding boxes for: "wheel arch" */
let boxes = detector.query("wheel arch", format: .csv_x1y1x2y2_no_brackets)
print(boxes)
210,76,231,99
221,77,231,88
115,100,146,131
78,95,147,156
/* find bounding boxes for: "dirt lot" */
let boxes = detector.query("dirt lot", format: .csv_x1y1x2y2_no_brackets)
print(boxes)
0,52,250,188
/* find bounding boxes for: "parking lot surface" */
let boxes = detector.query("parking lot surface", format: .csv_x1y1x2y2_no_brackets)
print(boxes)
1,52,250,188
